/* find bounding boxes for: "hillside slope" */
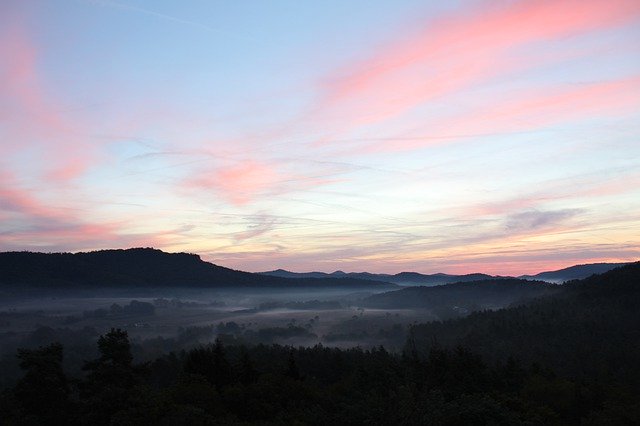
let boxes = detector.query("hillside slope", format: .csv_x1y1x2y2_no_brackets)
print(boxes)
410,262,640,387
360,278,558,311
261,269,495,286
0,248,396,289
520,262,628,283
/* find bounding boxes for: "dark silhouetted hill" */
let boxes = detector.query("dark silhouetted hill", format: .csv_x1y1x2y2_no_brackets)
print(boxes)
409,261,640,386
0,248,396,289
261,269,495,286
360,278,558,311
519,262,628,283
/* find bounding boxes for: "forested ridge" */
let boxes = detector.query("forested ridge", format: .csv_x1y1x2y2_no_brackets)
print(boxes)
1,263,639,425
261,269,496,286
361,278,558,310
0,249,394,289
408,262,640,386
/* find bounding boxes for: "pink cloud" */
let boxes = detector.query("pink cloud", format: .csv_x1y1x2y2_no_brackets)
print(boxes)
354,75,640,154
0,24,98,181
425,245,640,276
0,172,172,251
466,170,640,218
205,240,639,276
456,76,640,131
182,156,346,206
185,160,282,205
309,0,640,143
0,184,118,248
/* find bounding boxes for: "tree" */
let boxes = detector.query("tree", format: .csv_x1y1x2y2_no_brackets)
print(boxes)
284,350,301,380
80,328,145,425
237,346,258,385
12,343,72,424
183,338,233,390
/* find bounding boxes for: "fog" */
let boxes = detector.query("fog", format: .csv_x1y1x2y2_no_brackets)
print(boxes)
0,286,438,368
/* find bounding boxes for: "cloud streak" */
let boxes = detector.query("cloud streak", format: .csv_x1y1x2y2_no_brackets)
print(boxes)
504,209,584,232
308,0,640,151
0,23,99,181
2,1,639,274
0,172,175,252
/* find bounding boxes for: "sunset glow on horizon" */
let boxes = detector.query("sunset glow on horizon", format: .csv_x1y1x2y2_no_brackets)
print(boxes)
1,0,639,276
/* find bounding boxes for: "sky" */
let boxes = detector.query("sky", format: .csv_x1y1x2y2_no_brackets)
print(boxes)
1,0,639,275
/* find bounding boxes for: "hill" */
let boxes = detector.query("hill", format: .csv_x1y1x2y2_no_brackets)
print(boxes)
360,278,558,314
261,269,495,286
519,262,628,283
409,262,640,387
264,262,632,286
0,248,396,289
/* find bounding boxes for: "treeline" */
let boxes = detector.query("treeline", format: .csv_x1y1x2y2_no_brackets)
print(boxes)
407,262,640,388
0,248,394,289
2,263,639,424
1,328,638,425
361,278,559,311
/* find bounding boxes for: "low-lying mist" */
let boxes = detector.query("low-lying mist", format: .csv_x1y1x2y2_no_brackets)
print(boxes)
0,278,558,391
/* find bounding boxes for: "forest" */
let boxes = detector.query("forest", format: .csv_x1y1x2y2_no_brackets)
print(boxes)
1,263,638,425
0,249,395,289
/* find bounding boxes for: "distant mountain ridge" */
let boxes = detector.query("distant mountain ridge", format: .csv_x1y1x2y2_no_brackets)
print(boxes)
0,249,630,289
260,269,496,286
0,248,396,289
262,262,631,285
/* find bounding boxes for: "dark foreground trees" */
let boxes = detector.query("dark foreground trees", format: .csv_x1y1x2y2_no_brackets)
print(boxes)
78,328,151,425
2,332,639,425
2,264,640,424
5,343,71,424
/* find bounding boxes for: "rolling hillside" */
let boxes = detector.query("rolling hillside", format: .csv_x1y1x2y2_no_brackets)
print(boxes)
0,248,396,289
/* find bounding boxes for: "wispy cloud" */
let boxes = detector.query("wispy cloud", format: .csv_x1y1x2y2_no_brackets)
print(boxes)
183,159,283,206
0,23,99,181
0,171,176,251
232,213,278,241
362,76,640,154
466,169,640,218
85,0,262,44
504,209,584,232
2,1,639,274
307,0,640,151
